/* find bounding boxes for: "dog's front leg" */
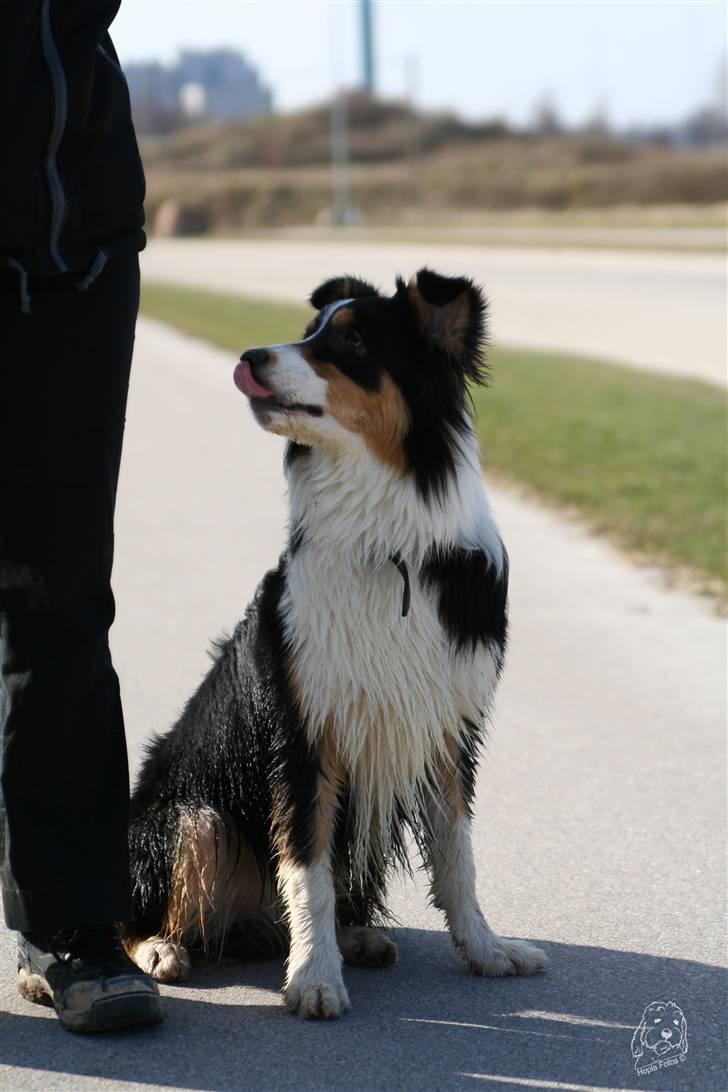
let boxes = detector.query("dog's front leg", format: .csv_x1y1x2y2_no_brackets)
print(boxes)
275,746,350,1019
279,853,350,1018
425,768,547,977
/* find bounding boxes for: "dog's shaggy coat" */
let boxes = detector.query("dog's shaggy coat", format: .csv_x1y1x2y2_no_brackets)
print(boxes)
124,269,546,1018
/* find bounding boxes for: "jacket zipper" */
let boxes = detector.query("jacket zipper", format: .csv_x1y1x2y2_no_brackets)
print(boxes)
40,0,69,272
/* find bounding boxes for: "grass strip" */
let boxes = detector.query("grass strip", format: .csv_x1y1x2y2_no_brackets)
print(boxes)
141,281,726,597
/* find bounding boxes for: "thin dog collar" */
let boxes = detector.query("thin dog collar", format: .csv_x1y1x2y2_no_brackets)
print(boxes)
389,553,411,617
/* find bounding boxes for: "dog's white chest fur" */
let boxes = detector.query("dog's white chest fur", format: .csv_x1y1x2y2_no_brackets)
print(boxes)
282,550,497,853
280,440,502,865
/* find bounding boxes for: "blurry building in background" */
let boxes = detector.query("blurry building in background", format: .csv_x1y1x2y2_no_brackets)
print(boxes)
125,49,272,133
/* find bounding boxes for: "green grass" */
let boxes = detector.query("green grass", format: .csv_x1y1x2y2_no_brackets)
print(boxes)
141,282,310,349
472,351,726,594
141,281,727,597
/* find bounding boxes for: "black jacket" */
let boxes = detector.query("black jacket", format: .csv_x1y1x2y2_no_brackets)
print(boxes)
1,0,145,285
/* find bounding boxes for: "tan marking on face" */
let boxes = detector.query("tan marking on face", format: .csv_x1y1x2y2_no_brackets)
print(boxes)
330,307,354,328
301,353,409,471
303,305,352,340
408,277,470,358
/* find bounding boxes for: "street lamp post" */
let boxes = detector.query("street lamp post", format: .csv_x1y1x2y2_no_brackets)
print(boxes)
331,89,352,226
361,0,375,94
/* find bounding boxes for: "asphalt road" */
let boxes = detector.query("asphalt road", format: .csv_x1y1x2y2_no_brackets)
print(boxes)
1,320,725,1092
141,239,727,388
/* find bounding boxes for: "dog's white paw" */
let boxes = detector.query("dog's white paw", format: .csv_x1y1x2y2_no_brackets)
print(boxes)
338,926,398,968
131,936,191,983
284,972,351,1020
457,931,548,977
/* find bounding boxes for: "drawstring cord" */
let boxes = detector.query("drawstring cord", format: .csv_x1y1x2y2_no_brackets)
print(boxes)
4,248,109,314
5,258,31,315
76,249,107,292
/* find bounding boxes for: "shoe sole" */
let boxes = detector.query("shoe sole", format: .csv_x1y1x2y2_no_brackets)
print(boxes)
18,967,163,1033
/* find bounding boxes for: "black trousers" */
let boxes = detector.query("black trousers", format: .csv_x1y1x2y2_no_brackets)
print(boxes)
0,254,139,931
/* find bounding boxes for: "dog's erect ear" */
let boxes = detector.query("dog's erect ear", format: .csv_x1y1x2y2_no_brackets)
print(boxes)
404,268,488,384
309,275,380,311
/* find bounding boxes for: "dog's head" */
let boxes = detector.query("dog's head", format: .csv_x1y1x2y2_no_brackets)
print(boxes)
234,269,488,498
631,1001,687,1059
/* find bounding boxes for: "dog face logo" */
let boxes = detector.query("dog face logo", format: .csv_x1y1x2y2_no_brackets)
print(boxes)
631,1000,688,1074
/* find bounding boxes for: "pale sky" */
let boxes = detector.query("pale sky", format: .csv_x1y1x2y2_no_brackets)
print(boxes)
111,0,726,128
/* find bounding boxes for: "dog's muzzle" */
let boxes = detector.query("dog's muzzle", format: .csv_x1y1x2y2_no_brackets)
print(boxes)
234,348,324,418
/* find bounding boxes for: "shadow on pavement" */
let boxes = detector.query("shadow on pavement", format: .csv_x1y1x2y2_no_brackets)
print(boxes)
2,932,724,1091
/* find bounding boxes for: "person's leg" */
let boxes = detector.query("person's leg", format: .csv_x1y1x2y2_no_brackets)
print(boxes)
1,255,161,1031
0,256,139,931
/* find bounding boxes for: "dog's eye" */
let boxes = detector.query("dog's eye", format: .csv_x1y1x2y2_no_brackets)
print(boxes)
343,329,363,351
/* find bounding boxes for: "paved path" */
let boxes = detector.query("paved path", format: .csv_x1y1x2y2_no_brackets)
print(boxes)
141,239,727,387
1,320,725,1091
306,223,726,253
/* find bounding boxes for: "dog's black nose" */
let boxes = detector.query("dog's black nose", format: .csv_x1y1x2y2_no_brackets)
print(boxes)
240,348,270,368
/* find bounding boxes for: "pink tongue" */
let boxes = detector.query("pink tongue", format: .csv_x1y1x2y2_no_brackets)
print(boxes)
234,360,273,398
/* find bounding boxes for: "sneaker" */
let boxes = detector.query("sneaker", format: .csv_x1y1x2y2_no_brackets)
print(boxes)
17,925,163,1033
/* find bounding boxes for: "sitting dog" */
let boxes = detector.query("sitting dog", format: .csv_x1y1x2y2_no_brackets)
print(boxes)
124,268,547,1018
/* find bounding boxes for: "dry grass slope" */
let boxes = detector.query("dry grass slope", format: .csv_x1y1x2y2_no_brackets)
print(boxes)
140,96,727,233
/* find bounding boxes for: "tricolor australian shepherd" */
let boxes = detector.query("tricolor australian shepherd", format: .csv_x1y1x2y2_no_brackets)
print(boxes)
124,269,546,1018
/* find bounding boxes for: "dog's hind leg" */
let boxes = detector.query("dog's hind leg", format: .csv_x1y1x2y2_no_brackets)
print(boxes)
337,926,397,968
126,806,264,982
126,935,192,983
123,803,206,983
425,750,547,978
124,805,193,982
333,859,397,968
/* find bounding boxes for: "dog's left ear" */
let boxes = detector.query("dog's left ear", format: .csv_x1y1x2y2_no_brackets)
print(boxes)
404,268,488,384
310,275,381,311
